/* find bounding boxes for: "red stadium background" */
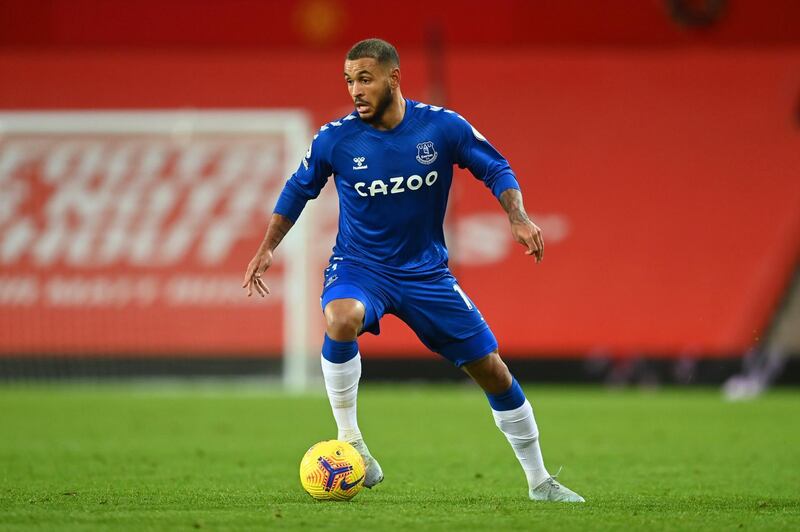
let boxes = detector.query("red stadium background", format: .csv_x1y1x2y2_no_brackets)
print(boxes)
1,0,799,361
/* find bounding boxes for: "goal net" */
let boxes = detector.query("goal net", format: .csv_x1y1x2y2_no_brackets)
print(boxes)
0,110,332,390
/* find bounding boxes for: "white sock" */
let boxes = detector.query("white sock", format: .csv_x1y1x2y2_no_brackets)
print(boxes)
320,353,362,443
492,399,550,489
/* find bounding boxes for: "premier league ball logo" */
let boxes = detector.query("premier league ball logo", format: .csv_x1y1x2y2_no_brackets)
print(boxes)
416,141,438,165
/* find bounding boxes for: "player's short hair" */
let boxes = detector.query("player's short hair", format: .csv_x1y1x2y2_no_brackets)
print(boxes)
346,38,400,68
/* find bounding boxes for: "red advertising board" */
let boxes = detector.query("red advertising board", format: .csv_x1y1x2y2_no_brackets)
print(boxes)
0,111,313,355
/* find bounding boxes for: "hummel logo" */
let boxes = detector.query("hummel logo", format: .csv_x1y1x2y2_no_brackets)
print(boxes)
353,156,368,170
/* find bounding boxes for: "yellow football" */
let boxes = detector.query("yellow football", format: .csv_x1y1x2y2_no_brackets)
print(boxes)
299,440,366,501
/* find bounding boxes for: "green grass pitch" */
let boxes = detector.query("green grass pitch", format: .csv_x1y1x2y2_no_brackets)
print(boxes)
1,383,798,530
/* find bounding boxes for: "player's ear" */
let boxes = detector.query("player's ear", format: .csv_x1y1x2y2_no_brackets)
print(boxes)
389,66,400,88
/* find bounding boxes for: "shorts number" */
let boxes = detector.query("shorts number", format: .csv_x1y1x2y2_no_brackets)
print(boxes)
453,283,473,310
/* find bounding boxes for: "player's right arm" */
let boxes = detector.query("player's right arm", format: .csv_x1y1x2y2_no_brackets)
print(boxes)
242,131,333,297
242,213,293,297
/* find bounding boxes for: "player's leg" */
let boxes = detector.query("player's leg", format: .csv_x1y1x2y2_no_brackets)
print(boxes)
321,297,365,444
461,351,546,488
398,273,583,502
319,263,387,488
461,352,582,502
320,298,384,488
460,346,584,502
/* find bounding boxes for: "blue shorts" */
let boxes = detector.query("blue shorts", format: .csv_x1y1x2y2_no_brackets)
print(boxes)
320,259,498,367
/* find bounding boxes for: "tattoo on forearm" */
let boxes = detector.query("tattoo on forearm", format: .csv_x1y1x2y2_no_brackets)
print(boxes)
264,214,294,251
499,189,530,224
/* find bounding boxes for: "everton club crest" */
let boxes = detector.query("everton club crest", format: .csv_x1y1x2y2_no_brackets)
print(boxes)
416,141,438,165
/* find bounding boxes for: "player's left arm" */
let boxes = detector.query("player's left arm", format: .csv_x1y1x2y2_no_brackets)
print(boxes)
450,114,543,262
498,188,543,263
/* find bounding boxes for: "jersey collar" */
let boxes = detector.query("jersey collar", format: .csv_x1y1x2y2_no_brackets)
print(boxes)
354,98,414,136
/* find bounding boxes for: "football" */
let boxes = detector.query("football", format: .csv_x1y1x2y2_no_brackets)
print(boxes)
299,440,366,501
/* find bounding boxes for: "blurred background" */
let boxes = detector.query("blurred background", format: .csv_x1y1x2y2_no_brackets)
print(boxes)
1,0,799,391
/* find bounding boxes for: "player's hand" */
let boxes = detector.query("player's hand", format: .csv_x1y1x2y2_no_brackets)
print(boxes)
242,247,273,297
511,219,544,263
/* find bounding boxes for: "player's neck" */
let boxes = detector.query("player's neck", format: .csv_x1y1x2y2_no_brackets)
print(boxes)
370,92,406,131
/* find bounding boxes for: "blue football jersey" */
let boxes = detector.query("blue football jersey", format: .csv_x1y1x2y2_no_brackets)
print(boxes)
274,99,520,274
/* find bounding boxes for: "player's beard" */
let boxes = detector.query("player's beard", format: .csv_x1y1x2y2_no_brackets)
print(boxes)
360,83,394,125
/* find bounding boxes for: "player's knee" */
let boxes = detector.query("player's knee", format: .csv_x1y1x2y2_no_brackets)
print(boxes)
489,357,513,393
326,314,361,340
465,351,513,394
324,299,364,341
